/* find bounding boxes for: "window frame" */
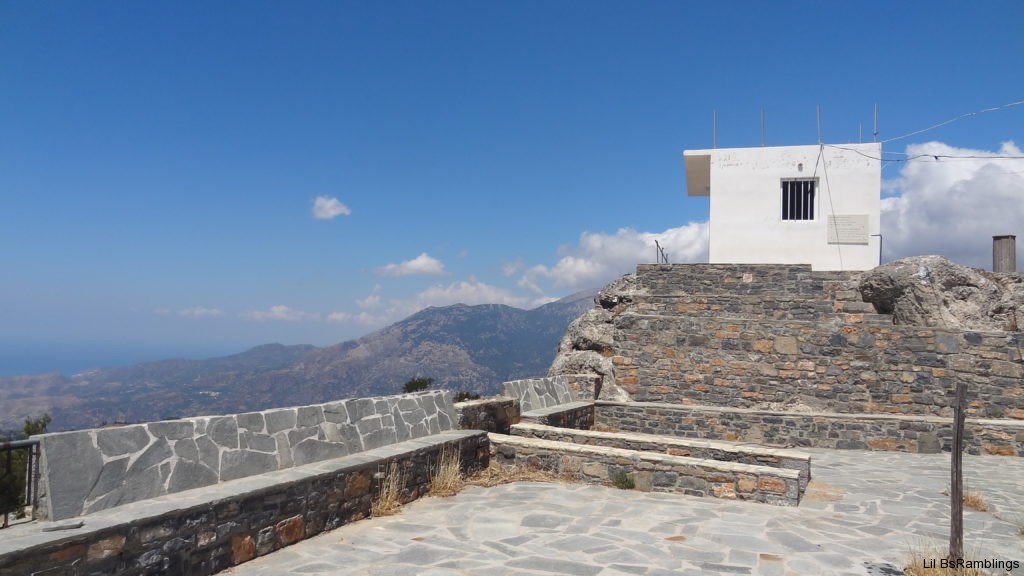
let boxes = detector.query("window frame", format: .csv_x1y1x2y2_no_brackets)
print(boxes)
780,177,818,222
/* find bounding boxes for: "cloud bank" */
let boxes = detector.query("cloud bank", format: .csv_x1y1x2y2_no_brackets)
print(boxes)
881,141,1024,267
242,305,320,322
518,222,709,292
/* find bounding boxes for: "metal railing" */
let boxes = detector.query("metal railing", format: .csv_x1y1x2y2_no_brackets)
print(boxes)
1,438,40,528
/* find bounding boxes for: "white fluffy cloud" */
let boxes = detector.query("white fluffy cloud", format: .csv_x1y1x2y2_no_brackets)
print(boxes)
241,305,320,322
519,223,709,291
376,253,448,277
881,141,1024,267
311,196,351,220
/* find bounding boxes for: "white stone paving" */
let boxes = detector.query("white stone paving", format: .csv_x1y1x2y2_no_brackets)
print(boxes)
224,448,1024,576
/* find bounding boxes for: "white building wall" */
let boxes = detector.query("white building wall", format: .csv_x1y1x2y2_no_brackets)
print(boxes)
693,143,881,271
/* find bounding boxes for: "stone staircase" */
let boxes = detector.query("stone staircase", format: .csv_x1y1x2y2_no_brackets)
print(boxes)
497,376,810,506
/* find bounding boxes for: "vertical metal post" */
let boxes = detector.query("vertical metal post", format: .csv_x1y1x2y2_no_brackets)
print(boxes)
712,109,717,149
949,381,966,562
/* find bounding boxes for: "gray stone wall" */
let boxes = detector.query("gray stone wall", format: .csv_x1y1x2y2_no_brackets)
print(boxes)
455,397,519,434
501,376,577,412
490,434,801,506
520,402,595,430
36,390,457,520
511,422,811,489
612,312,1024,419
596,402,1024,456
1,431,489,576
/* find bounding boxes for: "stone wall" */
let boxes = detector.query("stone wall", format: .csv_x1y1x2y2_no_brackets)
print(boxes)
0,431,488,576
490,434,801,506
455,397,519,434
36,390,457,520
612,313,1024,419
635,263,828,298
596,402,1024,456
511,422,811,489
501,376,578,412
519,401,594,430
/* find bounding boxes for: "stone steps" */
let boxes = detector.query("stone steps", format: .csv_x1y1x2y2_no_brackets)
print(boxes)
488,432,803,506
510,421,811,490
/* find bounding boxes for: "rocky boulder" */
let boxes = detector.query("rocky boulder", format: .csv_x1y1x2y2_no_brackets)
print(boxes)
548,273,645,401
859,255,1024,331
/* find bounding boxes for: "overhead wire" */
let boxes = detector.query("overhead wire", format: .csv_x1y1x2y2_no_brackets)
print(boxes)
880,99,1024,144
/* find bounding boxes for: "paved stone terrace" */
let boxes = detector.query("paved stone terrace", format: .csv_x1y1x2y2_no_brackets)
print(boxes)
223,448,1024,576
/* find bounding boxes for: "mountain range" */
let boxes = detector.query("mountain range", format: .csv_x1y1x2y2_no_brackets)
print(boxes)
0,291,595,432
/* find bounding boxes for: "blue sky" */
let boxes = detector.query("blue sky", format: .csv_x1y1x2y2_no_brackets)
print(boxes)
2,1,1022,374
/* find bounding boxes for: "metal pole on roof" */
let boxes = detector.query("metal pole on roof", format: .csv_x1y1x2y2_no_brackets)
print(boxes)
816,106,822,145
713,109,717,149
761,108,765,147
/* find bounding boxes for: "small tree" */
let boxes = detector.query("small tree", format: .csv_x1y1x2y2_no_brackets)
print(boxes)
402,377,433,394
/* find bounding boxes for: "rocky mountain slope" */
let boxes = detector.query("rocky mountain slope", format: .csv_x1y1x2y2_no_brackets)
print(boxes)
0,291,594,432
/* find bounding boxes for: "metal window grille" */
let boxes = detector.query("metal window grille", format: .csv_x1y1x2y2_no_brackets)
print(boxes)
782,179,816,221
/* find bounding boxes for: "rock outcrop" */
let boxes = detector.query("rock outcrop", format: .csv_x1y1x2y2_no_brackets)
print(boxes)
859,255,1024,331
548,274,642,402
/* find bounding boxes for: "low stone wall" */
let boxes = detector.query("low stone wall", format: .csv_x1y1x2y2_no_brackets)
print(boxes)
520,401,594,430
36,390,457,520
635,263,832,297
455,397,519,434
612,313,1024,419
490,434,801,506
511,422,811,489
596,401,1024,456
501,375,578,412
0,431,488,576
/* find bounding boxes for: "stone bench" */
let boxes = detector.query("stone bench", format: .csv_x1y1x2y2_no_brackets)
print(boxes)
490,433,802,506
501,376,594,430
0,430,488,576
511,421,811,490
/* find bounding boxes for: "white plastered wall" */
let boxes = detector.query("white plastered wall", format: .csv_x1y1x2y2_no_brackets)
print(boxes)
689,143,881,271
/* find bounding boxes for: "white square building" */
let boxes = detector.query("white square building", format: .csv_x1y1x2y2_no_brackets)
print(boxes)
684,142,881,271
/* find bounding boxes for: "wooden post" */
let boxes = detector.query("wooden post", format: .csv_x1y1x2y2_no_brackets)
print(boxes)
949,381,966,561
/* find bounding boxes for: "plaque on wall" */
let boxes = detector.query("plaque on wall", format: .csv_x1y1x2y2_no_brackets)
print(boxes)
827,215,869,244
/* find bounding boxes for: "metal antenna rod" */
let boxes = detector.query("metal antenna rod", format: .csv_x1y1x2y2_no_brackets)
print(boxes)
713,109,717,149
761,108,765,147
873,103,878,142
816,106,822,144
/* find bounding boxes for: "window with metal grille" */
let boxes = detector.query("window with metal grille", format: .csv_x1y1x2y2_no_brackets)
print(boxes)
781,178,816,220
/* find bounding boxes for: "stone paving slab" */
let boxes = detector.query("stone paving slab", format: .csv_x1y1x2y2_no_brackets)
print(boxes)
223,448,1024,576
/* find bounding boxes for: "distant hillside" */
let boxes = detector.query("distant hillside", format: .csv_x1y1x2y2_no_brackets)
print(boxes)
0,291,595,431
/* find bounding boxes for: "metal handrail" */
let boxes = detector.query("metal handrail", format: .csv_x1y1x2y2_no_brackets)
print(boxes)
1,438,40,529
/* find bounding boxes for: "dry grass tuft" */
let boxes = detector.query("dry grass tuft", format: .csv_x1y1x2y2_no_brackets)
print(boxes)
428,445,464,497
465,460,580,488
962,491,989,512
371,462,406,517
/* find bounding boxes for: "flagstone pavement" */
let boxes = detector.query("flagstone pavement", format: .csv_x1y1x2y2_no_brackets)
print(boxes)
223,448,1024,575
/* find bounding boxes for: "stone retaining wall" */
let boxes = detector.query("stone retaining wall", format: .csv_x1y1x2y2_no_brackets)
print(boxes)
489,433,801,506
0,431,488,576
455,397,519,434
596,402,1024,456
520,401,594,430
501,376,577,412
511,422,811,489
635,263,832,297
36,390,457,520
612,313,1024,419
